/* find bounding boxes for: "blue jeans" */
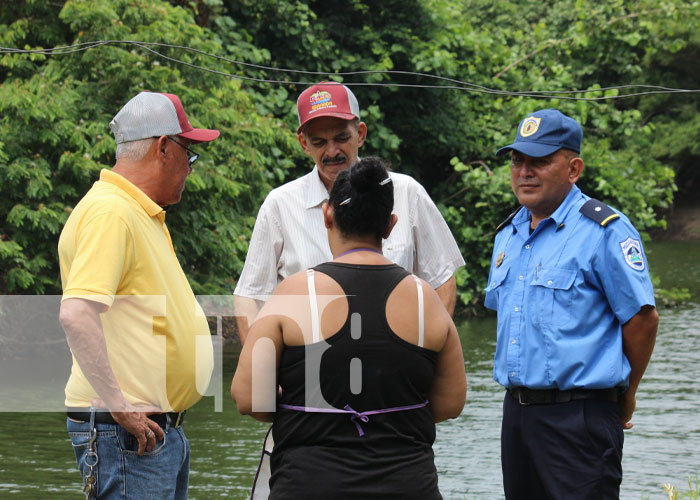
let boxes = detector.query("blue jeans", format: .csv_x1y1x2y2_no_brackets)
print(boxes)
67,416,190,500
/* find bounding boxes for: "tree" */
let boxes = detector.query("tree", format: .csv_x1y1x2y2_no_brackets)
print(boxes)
2,0,694,312
0,0,304,294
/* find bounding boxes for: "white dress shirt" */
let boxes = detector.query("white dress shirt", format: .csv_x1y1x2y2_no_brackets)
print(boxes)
234,166,465,300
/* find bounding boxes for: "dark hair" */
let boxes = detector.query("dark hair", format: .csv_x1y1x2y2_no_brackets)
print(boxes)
328,156,394,241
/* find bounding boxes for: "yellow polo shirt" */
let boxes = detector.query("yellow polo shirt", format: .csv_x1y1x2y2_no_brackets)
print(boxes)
59,169,213,412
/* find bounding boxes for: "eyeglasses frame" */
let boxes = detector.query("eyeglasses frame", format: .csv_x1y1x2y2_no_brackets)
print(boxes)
154,135,199,166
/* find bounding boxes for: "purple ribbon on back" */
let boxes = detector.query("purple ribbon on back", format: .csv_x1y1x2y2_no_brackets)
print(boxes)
278,400,430,437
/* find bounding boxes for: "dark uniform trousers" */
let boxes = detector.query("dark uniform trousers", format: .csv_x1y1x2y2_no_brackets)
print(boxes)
502,391,624,500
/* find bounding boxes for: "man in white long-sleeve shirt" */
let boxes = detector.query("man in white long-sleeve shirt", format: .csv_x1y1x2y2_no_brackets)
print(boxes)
234,82,465,342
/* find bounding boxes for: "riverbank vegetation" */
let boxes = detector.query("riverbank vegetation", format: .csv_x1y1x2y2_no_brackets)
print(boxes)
1,0,698,312
643,475,700,500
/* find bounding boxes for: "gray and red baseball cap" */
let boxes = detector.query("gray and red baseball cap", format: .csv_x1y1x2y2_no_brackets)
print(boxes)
497,108,582,157
110,91,220,144
296,82,360,133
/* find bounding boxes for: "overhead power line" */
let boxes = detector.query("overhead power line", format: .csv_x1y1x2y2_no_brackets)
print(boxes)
1,40,698,101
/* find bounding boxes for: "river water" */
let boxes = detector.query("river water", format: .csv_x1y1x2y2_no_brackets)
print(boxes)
0,241,697,499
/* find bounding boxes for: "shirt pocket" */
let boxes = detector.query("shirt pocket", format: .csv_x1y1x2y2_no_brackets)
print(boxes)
485,266,510,310
530,267,576,327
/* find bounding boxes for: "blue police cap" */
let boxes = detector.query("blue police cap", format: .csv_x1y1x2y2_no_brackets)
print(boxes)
497,108,582,157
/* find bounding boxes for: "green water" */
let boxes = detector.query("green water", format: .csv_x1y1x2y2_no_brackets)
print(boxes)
1,241,698,499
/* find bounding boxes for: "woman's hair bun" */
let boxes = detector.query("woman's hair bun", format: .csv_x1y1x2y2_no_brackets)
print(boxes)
328,156,393,241
349,157,388,193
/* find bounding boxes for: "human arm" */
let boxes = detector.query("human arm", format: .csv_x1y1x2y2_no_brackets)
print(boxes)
59,298,164,454
430,320,466,422
234,201,284,343
619,305,659,429
435,275,457,316
231,310,283,422
234,295,264,345
595,219,658,429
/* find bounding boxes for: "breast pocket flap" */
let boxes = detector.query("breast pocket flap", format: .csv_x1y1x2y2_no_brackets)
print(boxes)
530,268,576,290
485,267,509,292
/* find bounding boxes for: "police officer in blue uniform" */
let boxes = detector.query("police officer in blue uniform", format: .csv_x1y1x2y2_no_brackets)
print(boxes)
485,109,659,500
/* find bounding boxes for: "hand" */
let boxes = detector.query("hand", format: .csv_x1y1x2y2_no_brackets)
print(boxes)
91,398,165,455
618,389,636,430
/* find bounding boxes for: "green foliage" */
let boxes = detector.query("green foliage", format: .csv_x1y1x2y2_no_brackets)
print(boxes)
640,474,700,500
198,0,693,311
651,273,692,308
441,161,513,314
0,0,303,294
1,0,696,312
424,0,689,311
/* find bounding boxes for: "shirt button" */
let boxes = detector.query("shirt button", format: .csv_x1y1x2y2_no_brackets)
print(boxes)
518,275,524,280
511,371,516,377
514,307,519,312
525,244,530,249
547,280,553,285
511,339,517,344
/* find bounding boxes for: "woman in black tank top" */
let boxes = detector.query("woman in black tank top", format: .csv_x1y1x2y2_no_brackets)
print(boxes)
232,157,466,500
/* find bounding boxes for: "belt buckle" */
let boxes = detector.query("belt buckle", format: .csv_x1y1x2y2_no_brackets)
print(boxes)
517,389,531,406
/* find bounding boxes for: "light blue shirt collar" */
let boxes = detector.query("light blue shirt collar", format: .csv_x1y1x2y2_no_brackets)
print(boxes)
511,184,582,234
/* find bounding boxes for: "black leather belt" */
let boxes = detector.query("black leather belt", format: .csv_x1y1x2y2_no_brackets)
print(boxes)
508,387,620,405
67,409,186,428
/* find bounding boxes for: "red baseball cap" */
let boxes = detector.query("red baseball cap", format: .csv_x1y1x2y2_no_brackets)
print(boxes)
110,91,220,144
296,82,360,133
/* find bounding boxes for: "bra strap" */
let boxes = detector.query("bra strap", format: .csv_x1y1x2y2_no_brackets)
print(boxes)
413,275,424,348
307,269,321,344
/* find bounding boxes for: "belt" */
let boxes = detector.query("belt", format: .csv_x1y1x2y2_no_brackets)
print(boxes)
508,387,620,405
67,409,186,428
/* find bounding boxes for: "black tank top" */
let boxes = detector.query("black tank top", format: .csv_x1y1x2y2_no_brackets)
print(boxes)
270,262,441,500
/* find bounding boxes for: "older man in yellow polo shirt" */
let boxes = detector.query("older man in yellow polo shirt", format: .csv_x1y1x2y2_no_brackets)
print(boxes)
58,91,219,500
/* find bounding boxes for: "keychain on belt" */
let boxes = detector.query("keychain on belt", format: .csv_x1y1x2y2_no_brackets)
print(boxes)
83,412,99,499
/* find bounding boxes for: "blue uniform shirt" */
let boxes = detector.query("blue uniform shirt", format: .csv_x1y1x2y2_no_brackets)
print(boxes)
484,185,655,390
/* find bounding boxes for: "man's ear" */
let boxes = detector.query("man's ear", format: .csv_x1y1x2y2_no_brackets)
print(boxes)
568,157,584,185
356,122,367,148
298,133,312,156
322,202,334,229
153,136,167,161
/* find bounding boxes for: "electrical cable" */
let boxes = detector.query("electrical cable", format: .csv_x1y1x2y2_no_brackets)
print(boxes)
1,40,698,101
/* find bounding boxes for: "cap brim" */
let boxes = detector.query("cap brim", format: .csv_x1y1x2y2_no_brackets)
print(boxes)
297,112,359,133
496,142,561,158
179,128,220,144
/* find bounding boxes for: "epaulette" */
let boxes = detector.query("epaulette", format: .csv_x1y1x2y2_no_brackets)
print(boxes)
579,199,620,227
496,207,522,232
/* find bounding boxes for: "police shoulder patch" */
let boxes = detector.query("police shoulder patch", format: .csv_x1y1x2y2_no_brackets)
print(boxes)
496,206,523,232
620,237,645,271
579,199,620,227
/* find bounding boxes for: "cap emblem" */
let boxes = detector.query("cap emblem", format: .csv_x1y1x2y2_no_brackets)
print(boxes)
310,90,334,113
520,116,541,137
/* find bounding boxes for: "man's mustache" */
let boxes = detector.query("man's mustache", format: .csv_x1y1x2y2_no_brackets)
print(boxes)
322,154,347,165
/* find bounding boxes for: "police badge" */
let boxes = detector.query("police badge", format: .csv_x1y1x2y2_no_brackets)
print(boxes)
620,237,645,271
